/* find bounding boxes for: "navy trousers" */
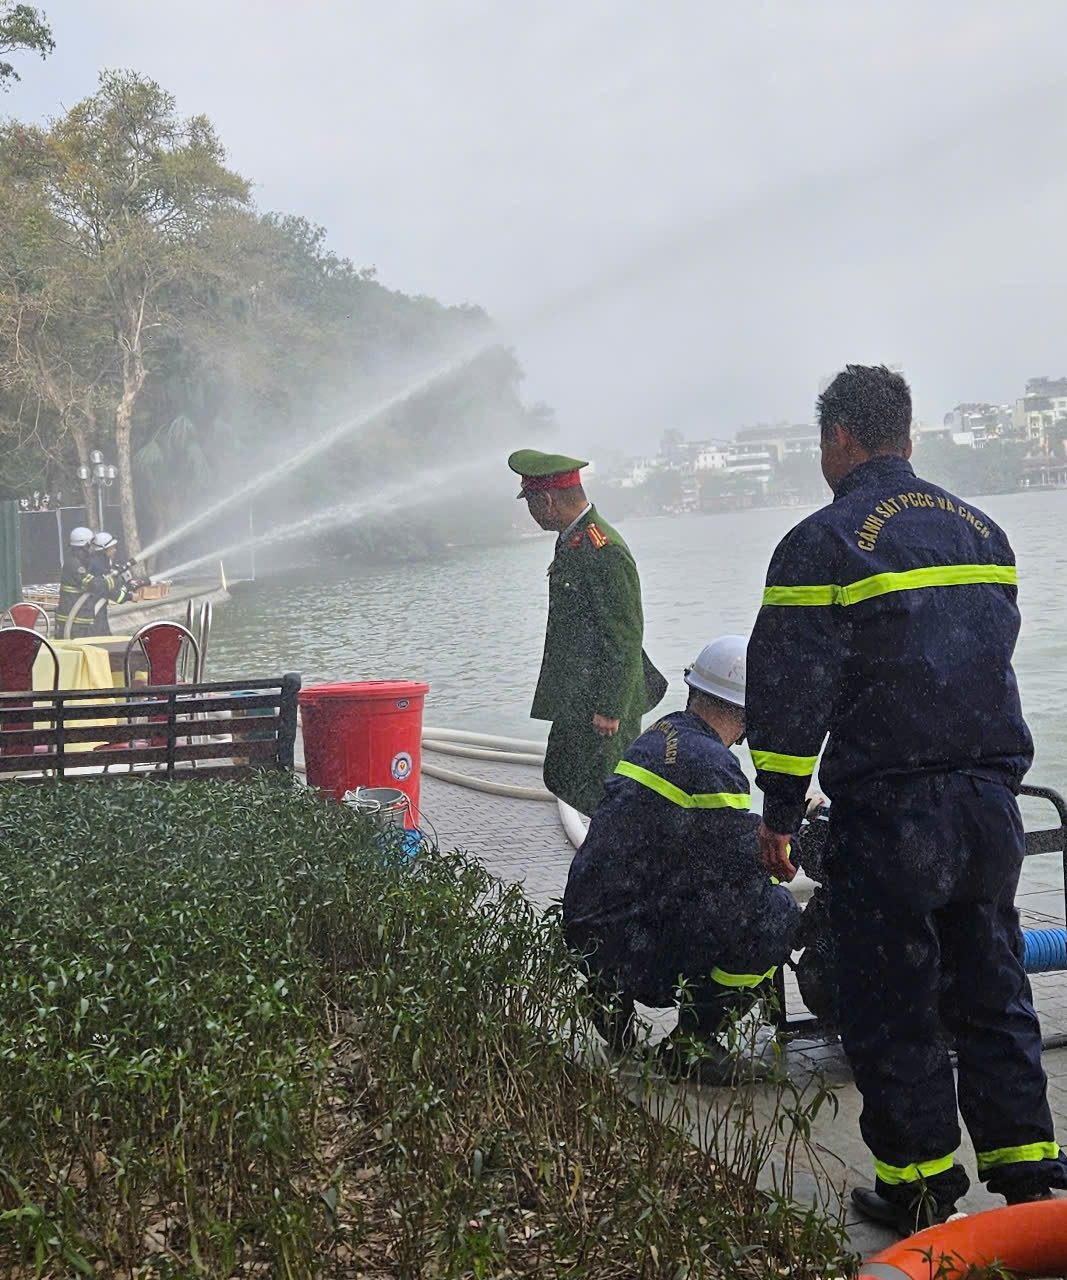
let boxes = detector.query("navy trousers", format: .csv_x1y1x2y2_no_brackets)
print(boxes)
583,884,799,1038
828,773,1063,1198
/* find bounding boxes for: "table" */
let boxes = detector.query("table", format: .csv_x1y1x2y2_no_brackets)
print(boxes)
32,640,119,752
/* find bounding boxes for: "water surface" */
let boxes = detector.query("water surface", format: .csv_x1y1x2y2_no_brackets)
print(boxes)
208,489,1067,793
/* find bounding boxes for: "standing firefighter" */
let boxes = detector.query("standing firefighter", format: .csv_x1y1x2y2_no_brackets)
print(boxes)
746,364,1066,1234
81,531,138,638
55,525,98,638
509,449,667,816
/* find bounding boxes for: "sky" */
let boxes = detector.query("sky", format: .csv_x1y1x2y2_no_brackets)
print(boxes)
6,1,1067,455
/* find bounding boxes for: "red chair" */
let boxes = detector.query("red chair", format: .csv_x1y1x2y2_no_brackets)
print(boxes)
108,622,202,762
0,626,60,760
2,602,50,636
123,621,201,687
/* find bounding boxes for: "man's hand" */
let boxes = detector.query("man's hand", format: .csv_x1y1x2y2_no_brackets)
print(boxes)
592,713,621,737
757,821,797,882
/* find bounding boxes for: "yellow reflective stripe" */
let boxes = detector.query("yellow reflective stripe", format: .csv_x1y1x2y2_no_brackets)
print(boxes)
710,965,777,989
838,563,1017,606
751,750,818,777
976,1141,1059,1172
762,564,1017,609
614,760,750,810
873,1153,956,1186
762,584,836,606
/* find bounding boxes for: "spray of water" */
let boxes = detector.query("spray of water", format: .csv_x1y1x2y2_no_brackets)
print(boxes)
137,80,1067,571
137,332,497,564
152,457,490,582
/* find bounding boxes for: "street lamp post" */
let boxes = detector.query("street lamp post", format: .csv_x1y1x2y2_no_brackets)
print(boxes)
76,450,118,533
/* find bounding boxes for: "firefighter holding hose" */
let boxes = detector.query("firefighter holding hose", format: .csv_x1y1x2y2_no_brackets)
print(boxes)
563,635,800,1084
746,364,1067,1234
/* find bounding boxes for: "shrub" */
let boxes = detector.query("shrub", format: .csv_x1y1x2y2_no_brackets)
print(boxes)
0,779,854,1277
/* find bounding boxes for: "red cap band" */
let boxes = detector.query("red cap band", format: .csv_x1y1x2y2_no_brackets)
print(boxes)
520,469,582,493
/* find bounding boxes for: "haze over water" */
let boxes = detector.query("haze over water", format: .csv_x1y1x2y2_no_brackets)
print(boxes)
208,489,1067,804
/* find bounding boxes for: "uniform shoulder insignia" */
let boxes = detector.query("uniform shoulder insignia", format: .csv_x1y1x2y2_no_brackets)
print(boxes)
586,523,610,549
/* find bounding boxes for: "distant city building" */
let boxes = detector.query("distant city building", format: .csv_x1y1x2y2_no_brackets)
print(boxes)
942,402,1012,447
733,423,820,463
693,444,728,471
1014,377,1067,448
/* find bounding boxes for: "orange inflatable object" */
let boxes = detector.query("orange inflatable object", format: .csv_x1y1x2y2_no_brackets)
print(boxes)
859,1200,1067,1278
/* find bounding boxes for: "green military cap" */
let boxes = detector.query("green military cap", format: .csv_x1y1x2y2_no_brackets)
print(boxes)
508,448,589,498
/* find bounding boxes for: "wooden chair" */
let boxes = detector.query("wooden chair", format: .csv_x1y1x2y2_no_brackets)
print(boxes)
2,602,50,636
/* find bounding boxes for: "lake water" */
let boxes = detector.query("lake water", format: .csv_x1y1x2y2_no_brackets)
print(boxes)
208,488,1067,797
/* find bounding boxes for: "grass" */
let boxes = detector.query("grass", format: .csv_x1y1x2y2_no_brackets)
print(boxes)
0,778,863,1277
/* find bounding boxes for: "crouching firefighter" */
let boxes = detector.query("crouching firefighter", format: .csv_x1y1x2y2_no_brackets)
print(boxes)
563,634,800,1085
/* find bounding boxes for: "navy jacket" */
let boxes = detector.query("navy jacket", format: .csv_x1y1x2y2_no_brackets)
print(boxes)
563,710,777,1004
747,456,1033,834
55,552,129,639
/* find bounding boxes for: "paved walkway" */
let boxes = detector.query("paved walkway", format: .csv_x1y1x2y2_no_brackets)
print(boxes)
416,746,1067,1261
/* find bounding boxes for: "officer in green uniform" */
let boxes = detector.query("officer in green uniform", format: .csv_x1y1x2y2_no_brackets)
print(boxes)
509,448,667,816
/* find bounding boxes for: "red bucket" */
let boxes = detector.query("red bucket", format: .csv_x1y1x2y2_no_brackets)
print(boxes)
298,680,429,823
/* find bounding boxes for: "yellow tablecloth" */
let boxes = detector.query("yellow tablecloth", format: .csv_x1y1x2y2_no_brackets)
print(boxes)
32,640,118,753
83,636,136,686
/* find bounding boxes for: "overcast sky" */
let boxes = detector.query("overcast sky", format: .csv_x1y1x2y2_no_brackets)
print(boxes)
7,1,1067,453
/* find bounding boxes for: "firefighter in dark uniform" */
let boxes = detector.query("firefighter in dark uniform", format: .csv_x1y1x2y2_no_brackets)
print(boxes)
564,634,800,1082
746,364,1067,1234
55,525,100,638
83,531,139,637
509,449,667,815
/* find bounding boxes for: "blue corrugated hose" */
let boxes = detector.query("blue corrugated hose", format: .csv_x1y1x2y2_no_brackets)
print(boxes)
1023,928,1067,974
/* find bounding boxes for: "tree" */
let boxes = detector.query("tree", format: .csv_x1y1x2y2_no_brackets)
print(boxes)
0,4,52,88
0,71,250,553
0,72,553,568
914,437,1026,495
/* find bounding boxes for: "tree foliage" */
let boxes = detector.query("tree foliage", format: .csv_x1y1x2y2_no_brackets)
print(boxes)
0,70,550,562
913,436,1027,496
0,3,52,88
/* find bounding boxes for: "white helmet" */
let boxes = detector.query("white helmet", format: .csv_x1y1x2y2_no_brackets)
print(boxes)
684,634,747,708
69,526,94,549
92,530,118,552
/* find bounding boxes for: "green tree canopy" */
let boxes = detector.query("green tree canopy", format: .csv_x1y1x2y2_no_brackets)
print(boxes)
0,3,52,88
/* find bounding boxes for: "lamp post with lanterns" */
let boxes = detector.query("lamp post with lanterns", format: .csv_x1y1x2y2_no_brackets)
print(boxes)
76,449,118,532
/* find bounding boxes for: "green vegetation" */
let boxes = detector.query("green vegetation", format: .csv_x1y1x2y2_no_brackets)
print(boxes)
0,63,547,562
0,4,52,88
913,437,1028,497
0,779,854,1277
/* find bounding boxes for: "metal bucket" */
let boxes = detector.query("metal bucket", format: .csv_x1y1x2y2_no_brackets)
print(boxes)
343,785,411,829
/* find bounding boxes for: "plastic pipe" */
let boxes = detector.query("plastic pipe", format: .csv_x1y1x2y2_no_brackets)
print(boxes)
423,740,546,765
558,799,590,848
420,760,556,802
859,1199,1067,1279
422,726,546,752
1023,926,1067,973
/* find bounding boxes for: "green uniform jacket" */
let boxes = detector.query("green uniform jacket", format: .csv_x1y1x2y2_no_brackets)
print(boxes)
532,507,666,724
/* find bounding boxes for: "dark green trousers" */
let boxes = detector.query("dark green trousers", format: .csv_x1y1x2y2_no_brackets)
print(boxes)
543,713,642,817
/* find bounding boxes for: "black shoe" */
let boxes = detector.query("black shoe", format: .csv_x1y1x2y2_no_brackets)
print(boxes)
657,1032,773,1086
850,1186,957,1237
1002,1187,1053,1206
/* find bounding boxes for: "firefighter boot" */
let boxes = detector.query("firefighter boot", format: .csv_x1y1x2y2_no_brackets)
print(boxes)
850,1164,970,1237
